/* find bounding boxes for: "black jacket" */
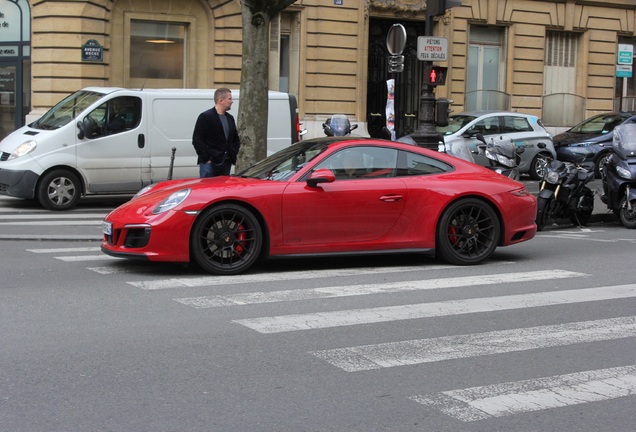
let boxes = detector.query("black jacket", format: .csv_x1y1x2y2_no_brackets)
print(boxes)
192,107,240,165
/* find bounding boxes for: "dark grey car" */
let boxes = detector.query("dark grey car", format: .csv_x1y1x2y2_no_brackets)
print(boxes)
553,112,636,177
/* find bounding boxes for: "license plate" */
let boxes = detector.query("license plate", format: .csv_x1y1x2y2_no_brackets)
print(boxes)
102,221,112,235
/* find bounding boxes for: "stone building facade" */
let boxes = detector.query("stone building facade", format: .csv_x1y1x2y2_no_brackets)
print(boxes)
3,0,636,141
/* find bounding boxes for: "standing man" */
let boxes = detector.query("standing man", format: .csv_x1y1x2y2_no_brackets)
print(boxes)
192,88,241,177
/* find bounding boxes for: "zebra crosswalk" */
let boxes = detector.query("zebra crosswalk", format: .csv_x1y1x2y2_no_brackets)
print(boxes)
22,244,636,425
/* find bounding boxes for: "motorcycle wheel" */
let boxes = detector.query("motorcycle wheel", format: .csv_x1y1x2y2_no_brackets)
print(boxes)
535,197,551,231
619,198,636,229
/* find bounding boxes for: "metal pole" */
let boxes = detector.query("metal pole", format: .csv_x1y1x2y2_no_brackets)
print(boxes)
410,12,440,149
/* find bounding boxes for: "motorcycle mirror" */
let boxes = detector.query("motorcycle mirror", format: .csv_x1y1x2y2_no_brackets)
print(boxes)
475,133,486,144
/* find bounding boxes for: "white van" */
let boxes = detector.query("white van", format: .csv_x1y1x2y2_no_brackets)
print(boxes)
0,87,300,210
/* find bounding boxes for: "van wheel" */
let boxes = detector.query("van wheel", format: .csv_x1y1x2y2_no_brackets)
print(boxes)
37,169,81,211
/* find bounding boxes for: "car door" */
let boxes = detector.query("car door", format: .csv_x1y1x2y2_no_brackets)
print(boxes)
500,114,544,164
281,146,407,247
462,115,502,166
76,95,145,193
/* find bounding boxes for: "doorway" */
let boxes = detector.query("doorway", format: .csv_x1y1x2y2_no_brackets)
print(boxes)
367,19,425,139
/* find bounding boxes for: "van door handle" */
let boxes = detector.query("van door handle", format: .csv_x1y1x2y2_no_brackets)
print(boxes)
380,194,403,202
138,134,145,148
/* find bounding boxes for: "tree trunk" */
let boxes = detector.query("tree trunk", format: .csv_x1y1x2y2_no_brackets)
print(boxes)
236,0,297,172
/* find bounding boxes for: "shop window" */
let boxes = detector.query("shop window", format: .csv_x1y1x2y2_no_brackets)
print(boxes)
129,21,186,85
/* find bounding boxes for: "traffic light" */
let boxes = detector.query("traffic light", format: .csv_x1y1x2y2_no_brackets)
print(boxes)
435,98,453,127
423,65,447,86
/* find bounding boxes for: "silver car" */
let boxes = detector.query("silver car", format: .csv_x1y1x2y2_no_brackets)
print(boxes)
401,111,556,180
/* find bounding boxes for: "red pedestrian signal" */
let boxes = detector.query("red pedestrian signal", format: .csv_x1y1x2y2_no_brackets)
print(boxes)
424,65,448,86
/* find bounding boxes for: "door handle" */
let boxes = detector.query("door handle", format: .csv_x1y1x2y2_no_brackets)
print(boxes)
380,194,403,202
138,134,145,148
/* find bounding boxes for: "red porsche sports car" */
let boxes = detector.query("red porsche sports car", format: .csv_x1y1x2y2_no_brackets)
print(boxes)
101,137,537,275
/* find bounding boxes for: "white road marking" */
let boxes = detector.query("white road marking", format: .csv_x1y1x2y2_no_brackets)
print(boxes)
0,213,107,220
127,264,466,290
310,316,636,372
55,254,122,262
0,220,102,226
410,365,636,422
233,284,636,333
27,247,102,253
174,269,585,308
88,265,151,274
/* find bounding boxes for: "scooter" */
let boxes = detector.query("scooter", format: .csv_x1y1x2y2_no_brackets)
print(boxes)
323,114,358,136
475,134,524,181
535,143,595,231
600,123,636,228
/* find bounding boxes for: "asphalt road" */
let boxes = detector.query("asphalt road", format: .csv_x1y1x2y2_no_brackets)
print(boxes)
1,186,635,432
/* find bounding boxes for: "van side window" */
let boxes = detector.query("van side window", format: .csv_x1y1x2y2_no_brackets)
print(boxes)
83,96,142,139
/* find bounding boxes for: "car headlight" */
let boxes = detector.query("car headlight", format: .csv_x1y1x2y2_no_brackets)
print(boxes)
546,171,560,184
616,166,631,180
152,189,191,214
133,184,158,200
8,140,37,160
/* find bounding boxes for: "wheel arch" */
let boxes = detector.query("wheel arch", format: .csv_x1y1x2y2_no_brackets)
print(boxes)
435,194,505,247
188,199,272,261
35,165,86,196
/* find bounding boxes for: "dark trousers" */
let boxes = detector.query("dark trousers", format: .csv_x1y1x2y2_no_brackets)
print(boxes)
199,160,232,178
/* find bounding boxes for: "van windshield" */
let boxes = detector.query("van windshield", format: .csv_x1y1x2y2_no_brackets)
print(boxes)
31,90,105,130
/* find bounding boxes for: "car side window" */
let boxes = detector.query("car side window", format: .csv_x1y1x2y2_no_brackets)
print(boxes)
396,150,452,177
467,117,500,136
83,96,142,139
313,146,398,180
502,116,533,133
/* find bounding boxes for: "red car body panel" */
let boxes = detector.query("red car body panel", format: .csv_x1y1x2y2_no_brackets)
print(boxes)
101,139,537,265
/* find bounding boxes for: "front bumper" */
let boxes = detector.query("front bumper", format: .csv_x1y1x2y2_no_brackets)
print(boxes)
0,168,39,199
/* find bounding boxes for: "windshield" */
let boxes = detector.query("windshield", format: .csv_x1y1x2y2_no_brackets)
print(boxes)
31,90,104,130
437,115,477,135
237,140,331,181
613,124,636,156
570,113,627,134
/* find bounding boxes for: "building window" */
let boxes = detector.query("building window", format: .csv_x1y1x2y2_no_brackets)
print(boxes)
542,32,584,127
130,21,186,82
466,26,508,111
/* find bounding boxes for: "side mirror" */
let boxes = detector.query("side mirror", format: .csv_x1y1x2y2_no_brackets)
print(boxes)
76,121,85,140
350,124,358,131
306,168,335,187
475,133,486,144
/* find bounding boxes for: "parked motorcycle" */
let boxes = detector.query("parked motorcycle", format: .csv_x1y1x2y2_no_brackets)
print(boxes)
600,123,636,228
535,143,595,231
322,114,358,136
475,134,524,181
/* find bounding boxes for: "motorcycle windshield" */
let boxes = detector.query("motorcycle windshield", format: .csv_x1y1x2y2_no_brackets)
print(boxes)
613,124,636,158
329,114,351,136
488,137,516,159
445,141,475,163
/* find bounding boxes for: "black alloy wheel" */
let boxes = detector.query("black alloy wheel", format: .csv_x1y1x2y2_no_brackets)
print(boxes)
436,198,500,265
190,204,263,275
37,169,81,211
